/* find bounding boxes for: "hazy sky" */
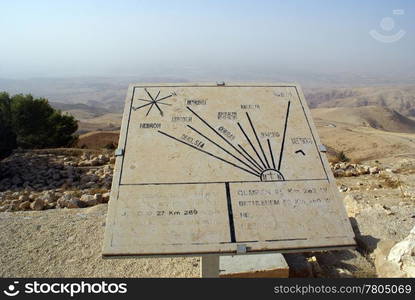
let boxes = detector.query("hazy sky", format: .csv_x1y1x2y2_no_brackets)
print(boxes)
0,0,414,79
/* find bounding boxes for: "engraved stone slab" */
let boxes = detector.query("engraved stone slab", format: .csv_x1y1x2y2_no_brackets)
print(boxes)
102,83,356,256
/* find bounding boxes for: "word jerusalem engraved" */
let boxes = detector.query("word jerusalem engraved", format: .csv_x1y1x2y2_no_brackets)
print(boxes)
102,83,355,256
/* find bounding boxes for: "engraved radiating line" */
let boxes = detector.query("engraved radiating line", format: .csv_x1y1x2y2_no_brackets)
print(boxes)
158,130,260,177
237,122,267,169
278,101,291,171
155,90,161,100
186,106,260,173
187,125,261,174
153,101,163,116
267,139,276,170
132,101,153,111
145,103,154,116
146,89,163,115
145,88,154,100
246,112,270,169
156,94,173,102
156,102,172,106
237,144,264,172
132,91,173,112
144,89,164,116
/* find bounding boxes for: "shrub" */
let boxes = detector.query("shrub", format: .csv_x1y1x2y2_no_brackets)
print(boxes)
337,151,350,162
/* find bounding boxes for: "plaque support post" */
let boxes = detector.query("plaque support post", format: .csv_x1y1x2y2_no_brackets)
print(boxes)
200,255,220,278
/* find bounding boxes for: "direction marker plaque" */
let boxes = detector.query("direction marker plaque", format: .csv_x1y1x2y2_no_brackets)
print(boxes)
102,83,355,256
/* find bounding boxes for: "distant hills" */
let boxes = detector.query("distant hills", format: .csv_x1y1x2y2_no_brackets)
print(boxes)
312,106,415,134
1,77,415,137
305,86,415,118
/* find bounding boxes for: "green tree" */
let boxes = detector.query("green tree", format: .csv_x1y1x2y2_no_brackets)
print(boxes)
9,94,78,148
0,92,17,158
10,94,55,148
0,93,78,156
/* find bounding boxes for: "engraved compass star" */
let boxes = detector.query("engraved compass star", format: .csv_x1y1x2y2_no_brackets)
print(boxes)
132,88,174,117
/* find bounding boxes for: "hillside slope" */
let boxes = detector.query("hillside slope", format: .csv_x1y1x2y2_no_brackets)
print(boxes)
312,106,415,134
305,86,415,117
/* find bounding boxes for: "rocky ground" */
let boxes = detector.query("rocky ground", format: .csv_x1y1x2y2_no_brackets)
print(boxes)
0,150,414,277
0,149,115,212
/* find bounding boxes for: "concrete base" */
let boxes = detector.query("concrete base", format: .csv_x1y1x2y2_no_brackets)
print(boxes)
219,253,289,278
200,255,220,278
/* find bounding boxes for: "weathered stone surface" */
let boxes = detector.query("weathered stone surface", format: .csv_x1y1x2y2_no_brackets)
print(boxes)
386,226,415,277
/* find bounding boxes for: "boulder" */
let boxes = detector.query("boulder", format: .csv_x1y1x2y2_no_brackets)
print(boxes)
90,157,101,166
66,198,81,208
102,192,110,203
30,198,45,211
343,194,364,217
338,184,348,192
375,227,415,277
369,166,380,174
333,169,345,177
57,193,81,209
40,191,56,204
80,194,97,206
98,154,109,163
94,193,103,203
18,201,31,210
387,226,415,277
18,194,29,202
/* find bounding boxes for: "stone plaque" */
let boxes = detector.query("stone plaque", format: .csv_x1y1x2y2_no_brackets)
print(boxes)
102,83,355,256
